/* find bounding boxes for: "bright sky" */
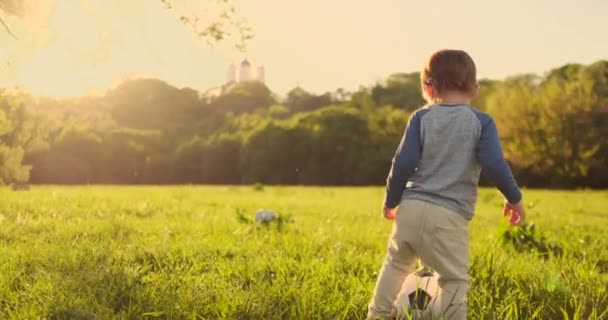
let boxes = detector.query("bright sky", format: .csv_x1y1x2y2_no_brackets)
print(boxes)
0,0,607,97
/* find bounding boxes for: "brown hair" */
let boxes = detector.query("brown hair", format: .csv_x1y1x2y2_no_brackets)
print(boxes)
421,50,477,95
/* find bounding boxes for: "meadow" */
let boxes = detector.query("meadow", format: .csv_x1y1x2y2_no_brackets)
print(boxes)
0,186,606,319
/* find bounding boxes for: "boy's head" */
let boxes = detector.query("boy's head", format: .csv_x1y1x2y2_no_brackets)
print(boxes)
421,50,477,103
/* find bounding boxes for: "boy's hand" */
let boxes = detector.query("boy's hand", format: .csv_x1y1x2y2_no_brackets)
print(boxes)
503,200,525,226
383,207,397,220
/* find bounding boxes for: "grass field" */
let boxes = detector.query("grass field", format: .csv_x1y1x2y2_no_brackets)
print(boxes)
0,186,607,319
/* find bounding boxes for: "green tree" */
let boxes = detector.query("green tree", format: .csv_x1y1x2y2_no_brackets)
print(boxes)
487,62,608,187
0,145,29,184
97,129,151,184
240,123,310,184
362,106,410,184
0,92,31,184
105,78,201,130
142,153,173,184
285,87,332,113
295,106,371,185
173,135,241,183
348,87,377,112
38,127,103,183
472,79,499,111
371,73,425,111
212,81,275,114
582,61,608,187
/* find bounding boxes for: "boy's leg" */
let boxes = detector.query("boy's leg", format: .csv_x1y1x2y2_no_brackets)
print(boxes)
418,204,470,320
368,202,422,319
367,237,417,318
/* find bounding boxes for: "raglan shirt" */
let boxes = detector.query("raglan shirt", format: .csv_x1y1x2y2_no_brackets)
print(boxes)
384,104,522,220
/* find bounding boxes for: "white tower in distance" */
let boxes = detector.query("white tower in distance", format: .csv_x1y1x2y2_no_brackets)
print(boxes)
226,63,236,84
256,66,265,83
239,59,252,82
221,59,265,93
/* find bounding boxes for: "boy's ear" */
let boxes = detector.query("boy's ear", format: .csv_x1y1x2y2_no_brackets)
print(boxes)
423,83,434,99
471,83,480,98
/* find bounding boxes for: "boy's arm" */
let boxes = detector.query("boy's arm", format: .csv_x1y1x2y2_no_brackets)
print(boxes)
477,115,522,204
384,111,424,209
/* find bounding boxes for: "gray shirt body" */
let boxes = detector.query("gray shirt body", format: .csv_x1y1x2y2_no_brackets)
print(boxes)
384,104,521,220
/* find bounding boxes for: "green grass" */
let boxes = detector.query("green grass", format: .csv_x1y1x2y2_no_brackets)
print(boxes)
0,186,607,319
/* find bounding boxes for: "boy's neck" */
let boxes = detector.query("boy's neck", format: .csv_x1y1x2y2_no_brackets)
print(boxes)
431,91,472,105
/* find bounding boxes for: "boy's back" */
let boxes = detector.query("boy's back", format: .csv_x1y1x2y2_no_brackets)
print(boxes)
403,105,520,220
405,105,482,219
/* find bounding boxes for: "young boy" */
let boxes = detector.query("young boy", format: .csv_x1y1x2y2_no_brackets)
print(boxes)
367,50,525,320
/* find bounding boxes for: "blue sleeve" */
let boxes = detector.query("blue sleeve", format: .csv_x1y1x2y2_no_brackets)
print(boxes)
384,110,425,208
476,113,522,204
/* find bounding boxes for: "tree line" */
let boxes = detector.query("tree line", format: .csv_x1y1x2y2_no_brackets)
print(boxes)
1,61,607,188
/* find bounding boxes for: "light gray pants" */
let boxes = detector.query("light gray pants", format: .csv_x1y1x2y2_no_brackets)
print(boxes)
368,200,470,320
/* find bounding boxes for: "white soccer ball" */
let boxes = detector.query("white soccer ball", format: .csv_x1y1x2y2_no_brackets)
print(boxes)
255,209,276,223
394,268,440,318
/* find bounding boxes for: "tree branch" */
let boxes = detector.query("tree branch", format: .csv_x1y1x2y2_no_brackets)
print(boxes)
160,0,252,52
0,14,18,40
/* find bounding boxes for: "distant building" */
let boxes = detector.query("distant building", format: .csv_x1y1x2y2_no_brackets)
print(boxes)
239,59,252,82
256,66,265,83
220,59,265,94
226,63,236,84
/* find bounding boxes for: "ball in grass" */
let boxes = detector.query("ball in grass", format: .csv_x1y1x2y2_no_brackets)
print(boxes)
394,268,440,317
255,209,276,223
